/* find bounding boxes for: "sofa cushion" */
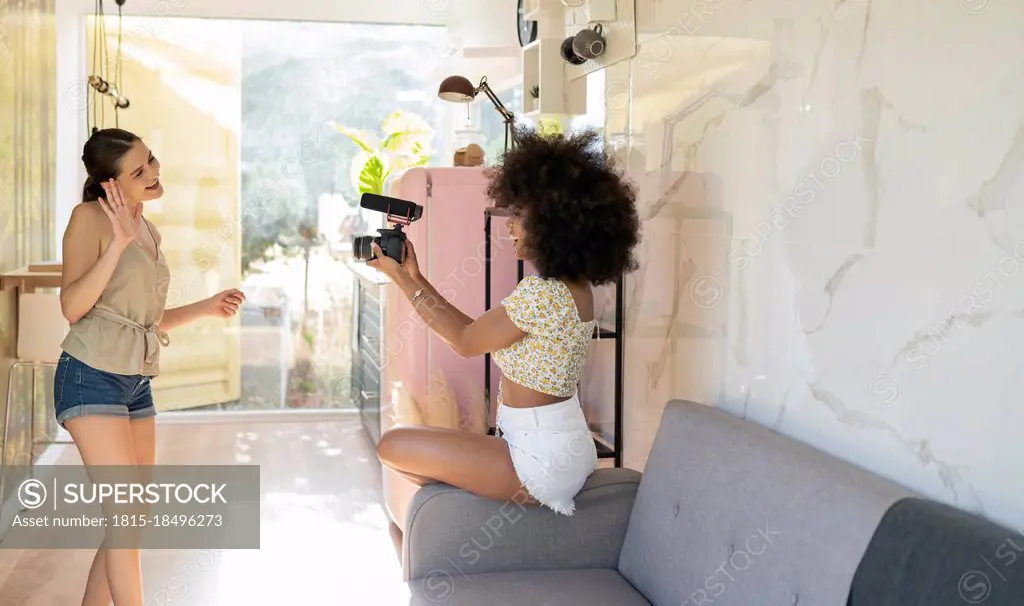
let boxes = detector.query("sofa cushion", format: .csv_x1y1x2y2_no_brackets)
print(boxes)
848,497,1024,606
403,468,642,581
618,400,915,606
408,568,651,606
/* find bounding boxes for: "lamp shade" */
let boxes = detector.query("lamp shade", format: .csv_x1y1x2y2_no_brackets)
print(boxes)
438,75,476,102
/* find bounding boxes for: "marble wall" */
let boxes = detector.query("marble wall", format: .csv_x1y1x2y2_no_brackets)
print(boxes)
0,0,56,488
601,0,1024,529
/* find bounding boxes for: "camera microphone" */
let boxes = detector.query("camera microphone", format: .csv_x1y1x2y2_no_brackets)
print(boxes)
353,193,425,264
360,193,423,225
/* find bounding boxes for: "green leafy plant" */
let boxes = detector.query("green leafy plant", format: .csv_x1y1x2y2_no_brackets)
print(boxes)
536,114,566,137
288,358,319,401
330,110,435,196
297,377,317,394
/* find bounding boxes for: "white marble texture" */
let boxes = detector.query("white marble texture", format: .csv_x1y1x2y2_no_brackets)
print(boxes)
604,0,1024,529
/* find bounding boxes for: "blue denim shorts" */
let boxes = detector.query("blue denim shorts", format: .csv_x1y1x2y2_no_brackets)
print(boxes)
53,351,157,428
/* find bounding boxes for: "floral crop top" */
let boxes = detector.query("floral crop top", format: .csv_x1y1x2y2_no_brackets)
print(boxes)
493,276,598,402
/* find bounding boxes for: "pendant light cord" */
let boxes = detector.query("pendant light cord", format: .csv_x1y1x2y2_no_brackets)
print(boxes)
89,1,125,132
115,2,123,127
89,0,99,132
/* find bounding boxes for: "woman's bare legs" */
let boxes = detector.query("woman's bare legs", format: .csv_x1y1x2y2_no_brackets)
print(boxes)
66,416,147,606
79,417,155,606
392,469,438,486
377,425,537,505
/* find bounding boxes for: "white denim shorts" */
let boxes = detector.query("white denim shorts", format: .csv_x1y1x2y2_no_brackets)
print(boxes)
496,393,598,516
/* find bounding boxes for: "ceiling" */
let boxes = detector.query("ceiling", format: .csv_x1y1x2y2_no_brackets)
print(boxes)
69,0,517,39
72,0,525,90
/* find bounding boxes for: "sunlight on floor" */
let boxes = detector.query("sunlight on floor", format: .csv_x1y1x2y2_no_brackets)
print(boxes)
212,505,411,604
0,416,412,605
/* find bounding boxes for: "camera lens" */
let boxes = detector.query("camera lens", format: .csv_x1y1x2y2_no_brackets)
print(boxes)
352,236,375,261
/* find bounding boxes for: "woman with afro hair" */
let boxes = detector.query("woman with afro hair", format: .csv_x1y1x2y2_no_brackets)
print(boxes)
369,126,640,516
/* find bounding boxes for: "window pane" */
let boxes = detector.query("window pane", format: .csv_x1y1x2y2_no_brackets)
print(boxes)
86,16,446,412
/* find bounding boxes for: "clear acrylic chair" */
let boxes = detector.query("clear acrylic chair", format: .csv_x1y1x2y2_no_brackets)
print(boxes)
0,291,69,519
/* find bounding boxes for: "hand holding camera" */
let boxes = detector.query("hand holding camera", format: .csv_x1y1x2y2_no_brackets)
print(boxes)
353,192,424,280
367,239,420,280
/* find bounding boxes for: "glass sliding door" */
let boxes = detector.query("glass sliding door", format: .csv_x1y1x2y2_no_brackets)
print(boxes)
84,15,447,413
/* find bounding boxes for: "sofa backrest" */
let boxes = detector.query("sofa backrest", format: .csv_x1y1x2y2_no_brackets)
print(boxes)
848,497,1024,606
617,400,915,606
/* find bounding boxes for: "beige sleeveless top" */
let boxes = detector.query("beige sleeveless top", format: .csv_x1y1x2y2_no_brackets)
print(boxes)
61,218,171,376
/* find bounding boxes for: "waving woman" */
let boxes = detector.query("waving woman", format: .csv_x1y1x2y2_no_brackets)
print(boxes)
56,128,244,606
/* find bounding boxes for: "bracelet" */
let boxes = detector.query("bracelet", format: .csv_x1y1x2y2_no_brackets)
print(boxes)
410,288,425,305
412,293,434,316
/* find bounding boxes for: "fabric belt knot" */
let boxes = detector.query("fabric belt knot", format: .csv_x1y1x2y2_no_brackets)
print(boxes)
91,304,169,365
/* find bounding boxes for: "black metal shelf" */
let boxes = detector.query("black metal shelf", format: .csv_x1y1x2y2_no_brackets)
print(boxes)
593,432,616,459
484,208,625,467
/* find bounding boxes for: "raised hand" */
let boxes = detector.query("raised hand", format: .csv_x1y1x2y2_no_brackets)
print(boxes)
97,179,142,248
367,242,403,280
367,240,420,279
203,288,246,318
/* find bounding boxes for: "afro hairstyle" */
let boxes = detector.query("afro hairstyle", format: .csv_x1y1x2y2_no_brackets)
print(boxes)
484,126,641,286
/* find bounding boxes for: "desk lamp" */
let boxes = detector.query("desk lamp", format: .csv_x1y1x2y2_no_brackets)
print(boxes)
438,75,516,152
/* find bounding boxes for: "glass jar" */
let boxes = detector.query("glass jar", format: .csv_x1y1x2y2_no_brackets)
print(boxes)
452,126,488,165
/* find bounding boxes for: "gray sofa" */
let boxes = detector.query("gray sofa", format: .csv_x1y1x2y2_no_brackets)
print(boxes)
400,400,1023,605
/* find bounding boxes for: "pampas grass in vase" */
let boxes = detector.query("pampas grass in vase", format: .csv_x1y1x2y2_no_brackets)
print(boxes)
461,393,488,435
389,381,424,428
424,370,461,430
387,374,489,434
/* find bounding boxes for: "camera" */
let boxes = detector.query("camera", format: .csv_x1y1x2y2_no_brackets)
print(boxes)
352,193,424,264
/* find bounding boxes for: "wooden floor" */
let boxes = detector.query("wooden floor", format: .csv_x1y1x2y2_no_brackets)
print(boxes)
0,414,411,605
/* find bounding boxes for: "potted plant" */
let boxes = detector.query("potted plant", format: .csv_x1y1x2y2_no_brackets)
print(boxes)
329,109,435,196
288,356,320,408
